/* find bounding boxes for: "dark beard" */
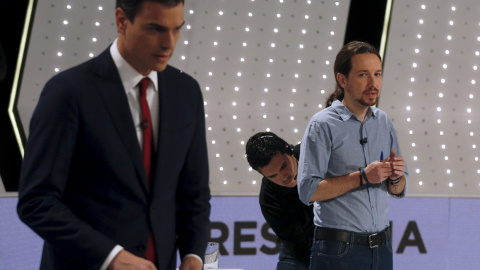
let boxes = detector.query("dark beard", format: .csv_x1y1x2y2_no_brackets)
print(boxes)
358,96,377,107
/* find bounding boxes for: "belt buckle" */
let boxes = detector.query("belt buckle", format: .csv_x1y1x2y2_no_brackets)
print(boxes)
368,233,379,248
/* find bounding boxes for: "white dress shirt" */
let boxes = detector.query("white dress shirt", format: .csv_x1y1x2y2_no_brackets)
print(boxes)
100,39,159,270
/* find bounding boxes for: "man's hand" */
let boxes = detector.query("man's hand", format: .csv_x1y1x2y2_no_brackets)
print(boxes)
364,161,392,184
108,250,157,270
384,150,405,180
179,256,203,270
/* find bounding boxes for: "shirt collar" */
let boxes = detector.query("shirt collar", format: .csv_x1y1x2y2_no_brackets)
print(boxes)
331,99,378,122
110,38,158,92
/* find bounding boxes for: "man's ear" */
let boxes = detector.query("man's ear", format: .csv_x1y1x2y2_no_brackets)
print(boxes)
115,7,128,35
336,73,347,89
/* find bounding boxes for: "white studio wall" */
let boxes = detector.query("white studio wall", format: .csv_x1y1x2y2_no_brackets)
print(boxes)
381,0,480,197
14,0,349,195
3,0,480,269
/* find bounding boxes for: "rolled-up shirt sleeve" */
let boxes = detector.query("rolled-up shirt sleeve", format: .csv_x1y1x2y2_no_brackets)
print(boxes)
297,119,331,205
388,125,409,198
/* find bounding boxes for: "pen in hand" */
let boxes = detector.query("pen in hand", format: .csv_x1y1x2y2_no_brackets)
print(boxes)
380,151,383,162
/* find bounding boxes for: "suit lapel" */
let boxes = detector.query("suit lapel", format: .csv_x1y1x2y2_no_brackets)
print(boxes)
92,49,149,194
151,71,165,189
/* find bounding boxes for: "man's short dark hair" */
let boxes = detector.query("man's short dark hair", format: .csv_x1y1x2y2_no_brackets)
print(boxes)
116,0,184,22
245,132,292,172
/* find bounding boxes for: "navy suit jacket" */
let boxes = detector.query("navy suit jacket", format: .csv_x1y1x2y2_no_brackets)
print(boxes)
17,48,211,270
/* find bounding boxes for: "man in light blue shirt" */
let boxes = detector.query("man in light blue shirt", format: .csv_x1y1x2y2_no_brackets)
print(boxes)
298,41,408,270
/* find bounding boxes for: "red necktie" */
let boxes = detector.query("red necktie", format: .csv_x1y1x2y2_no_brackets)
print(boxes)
138,77,157,262
139,77,154,185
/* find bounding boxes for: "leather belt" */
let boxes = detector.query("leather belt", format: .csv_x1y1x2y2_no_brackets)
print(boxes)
314,226,389,248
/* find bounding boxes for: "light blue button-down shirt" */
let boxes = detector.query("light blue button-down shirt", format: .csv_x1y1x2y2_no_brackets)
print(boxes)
298,100,408,234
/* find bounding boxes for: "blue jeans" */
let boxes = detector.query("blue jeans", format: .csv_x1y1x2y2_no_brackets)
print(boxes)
276,242,309,270
309,229,393,270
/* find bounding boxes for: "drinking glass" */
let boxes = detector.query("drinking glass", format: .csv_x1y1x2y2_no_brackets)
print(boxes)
204,242,219,270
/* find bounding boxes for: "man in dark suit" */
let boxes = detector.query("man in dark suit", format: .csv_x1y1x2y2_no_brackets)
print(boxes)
17,1,211,270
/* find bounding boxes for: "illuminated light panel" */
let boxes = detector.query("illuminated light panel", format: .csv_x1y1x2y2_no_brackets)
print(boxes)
381,0,480,196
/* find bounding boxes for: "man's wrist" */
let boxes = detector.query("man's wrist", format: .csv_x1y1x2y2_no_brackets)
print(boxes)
358,168,363,187
388,176,402,185
102,245,123,270
360,168,370,186
182,253,203,265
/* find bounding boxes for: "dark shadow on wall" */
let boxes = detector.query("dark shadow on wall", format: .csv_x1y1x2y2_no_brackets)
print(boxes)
344,0,388,49
0,1,29,192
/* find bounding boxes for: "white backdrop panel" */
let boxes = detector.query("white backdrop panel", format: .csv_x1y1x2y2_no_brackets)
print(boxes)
16,0,350,195
381,0,480,197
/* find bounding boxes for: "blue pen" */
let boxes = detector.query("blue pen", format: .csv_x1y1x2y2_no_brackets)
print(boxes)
380,151,383,162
